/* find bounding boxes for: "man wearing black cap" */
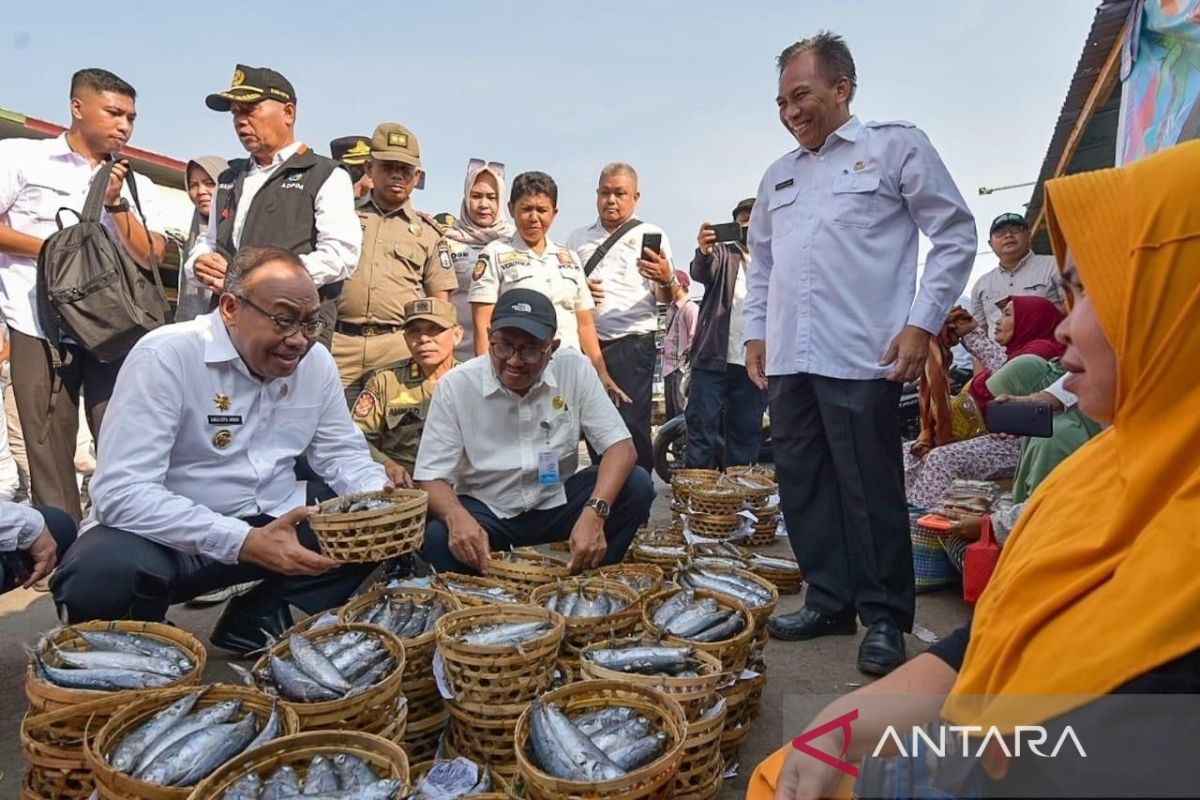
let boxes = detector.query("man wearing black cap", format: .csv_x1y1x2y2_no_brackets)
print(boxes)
413,288,654,575
330,135,373,199
970,212,1064,337
183,64,361,347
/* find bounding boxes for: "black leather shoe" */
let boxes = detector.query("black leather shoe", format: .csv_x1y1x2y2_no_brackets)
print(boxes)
857,622,907,676
766,608,857,641
209,596,293,657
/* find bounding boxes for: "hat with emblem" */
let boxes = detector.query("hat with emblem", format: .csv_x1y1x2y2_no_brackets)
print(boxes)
330,136,371,167
369,122,422,167
403,297,458,329
490,288,557,341
989,212,1030,236
205,64,296,111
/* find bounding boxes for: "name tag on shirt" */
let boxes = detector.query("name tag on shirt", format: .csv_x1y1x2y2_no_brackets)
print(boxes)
537,451,560,485
207,414,244,425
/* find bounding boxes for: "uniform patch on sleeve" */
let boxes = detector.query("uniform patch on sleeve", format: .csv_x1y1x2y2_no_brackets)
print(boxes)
352,391,378,418
472,258,488,281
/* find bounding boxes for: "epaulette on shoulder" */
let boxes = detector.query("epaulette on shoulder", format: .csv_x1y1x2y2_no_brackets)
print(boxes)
415,211,447,236
864,120,917,129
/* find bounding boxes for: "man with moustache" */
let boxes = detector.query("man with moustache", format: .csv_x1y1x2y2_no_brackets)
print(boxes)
52,246,389,654
184,65,361,348
744,32,975,675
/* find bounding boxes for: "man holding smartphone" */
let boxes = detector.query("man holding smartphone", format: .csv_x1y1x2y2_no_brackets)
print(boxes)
567,163,676,474
744,32,975,675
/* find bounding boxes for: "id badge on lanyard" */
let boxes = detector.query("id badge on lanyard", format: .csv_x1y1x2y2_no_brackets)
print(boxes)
537,420,560,485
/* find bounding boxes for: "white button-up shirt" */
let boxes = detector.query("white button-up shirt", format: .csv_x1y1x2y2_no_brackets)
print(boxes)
969,251,1064,337
468,235,594,351
745,116,976,379
0,134,164,339
566,219,674,340
1,501,46,553
83,312,385,564
413,350,630,518
183,141,361,288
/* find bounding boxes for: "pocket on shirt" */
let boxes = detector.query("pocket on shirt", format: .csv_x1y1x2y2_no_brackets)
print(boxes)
23,181,73,225
767,186,799,237
830,173,881,229
272,406,321,454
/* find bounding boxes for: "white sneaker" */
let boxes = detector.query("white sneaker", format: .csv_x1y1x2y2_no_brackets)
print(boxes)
186,581,261,607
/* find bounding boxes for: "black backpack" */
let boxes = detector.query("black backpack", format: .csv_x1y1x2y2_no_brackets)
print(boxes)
35,159,170,363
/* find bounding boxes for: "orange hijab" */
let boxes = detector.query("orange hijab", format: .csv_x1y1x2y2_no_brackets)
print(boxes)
943,140,1200,730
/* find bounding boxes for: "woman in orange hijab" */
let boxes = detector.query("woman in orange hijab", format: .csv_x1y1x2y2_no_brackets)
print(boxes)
751,140,1200,799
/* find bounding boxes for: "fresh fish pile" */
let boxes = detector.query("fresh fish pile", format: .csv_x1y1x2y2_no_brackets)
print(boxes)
633,544,687,559
584,644,702,677
650,589,746,642
107,690,282,787
689,541,747,560
408,756,491,800
353,594,445,638
220,753,402,799
455,620,552,646
541,585,628,618
493,550,563,568
327,496,396,514
602,572,657,593
437,578,522,604
528,700,667,780
677,566,774,608
242,632,395,702
745,553,802,572
29,627,193,691
689,555,749,570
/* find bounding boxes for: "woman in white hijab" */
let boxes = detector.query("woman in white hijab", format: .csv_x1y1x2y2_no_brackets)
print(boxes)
175,156,229,322
444,159,515,362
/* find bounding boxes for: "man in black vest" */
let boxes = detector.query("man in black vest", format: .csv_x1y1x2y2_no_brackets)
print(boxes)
183,65,361,347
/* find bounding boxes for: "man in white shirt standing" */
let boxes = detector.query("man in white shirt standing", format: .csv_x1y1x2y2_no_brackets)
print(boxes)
567,164,677,473
744,32,975,675
52,247,388,654
970,212,1065,337
414,288,654,575
185,65,361,348
0,68,166,521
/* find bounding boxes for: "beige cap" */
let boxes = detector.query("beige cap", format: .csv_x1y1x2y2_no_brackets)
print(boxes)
370,122,421,166
403,297,457,328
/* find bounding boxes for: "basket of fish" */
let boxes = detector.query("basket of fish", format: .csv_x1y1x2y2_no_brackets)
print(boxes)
578,640,724,721
486,549,570,592
514,680,687,800
431,572,528,607
246,623,405,733
339,586,461,683
684,511,745,540
26,622,207,714
725,463,775,480
593,563,664,599
86,685,297,799
444,699,530,777
189,730,410,800
685,541,750,570
669,470,720,505
726,472,777,506
409,757,510,800
629,539,688,569
530,578,641,652
674,564,779,628
20,692,131,800
435,605,564,705
672,696,727,800
743,551,805,595
402,710,450,766
686,484,745,516
310,488,428,563
641,588,755,673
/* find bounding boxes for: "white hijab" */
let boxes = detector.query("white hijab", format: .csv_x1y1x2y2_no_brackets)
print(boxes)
445,160,515,246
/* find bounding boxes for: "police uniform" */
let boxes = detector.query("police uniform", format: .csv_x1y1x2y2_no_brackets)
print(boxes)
467,234,593,351
332,123,458,390
445,237,486,361
352,298,459,474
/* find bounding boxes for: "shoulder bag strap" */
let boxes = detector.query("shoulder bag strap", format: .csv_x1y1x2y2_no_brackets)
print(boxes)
120,167,169,309
583,217,642,277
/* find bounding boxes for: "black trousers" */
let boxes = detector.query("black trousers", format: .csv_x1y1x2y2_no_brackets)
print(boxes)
769,373,914,629
598,332,657,473
51,514,374,623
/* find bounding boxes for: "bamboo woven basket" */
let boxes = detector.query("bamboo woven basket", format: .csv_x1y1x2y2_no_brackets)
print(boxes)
486,549,570,592
410,759,512,796
633,527,685,548
725,464,775,481
719,723,753,768
717,670,769,732
745,521,780,548
676,565,779,629
432,572,528,607
529,578,641,651
672,696,728,798
188,730,410,800
578,639,724,721
687,484,745,516
726,473,777,507
629,542,689,569
684,512,745,540
310,488,428,563
445,699,530,773
87,684,300,800
250,623,405,733
19,692,130,800
25,621,207,714
514,680,687,800
435,605,565,705
593,563,664,599
404,677,446,722
402,709,449,765
745,556,805,595
641,589,755,673
339,586,462,683
377,694,410,745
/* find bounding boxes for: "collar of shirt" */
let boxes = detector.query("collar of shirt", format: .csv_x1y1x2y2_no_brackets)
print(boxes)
202,312,286,387
248,140,304,175
508,234,565,259
480,356,560,398
795,115,864,159
997,250,1034,274
359,194,415,220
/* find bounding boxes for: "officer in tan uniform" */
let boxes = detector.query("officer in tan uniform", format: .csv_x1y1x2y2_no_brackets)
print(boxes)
329,135,373,199
333,123,458,392
352,297,461,488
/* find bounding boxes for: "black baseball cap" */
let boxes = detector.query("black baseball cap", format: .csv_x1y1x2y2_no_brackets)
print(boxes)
989,212,1030,236
490,289,557,341
206,64,296,111
732,197,755,219
330,136,371,166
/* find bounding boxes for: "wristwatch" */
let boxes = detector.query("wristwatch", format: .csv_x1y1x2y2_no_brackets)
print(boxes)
104,199,130,214
584,497,611,518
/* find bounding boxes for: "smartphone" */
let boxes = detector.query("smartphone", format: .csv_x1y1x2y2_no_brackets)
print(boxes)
985,401,1053,438
640,232,662,256
709,222,742,243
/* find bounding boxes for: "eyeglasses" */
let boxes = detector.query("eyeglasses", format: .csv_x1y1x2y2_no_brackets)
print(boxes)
489,340,550,365
235,295,327,340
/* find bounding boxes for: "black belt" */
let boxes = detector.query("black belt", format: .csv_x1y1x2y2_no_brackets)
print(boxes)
335,321,403,337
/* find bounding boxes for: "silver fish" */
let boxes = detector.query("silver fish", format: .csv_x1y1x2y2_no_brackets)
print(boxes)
31,651,174,691
530,700,587,780
352,657,395,688
49,642,188,677
174,713,258,786
662,598,720,636
590,716,650,752
133,699,242,776
421,602,445,634
246,702,283,752
269,655,340,702
608,733,666,771
329,639,384,676
139,714,254,786
586,646,693,675
110,691,203,773
303,754,339,793
440,580,520,603
540,701,625,781
651,589,694,629
748,554,802,571
314,630,367,658
689,611,745,642
70,629,193,667
299,779,402,799
262,764,301,799
288,635,352,694
571,706,637,737
223,771,263,800
458,621,549,646
334,751,379,789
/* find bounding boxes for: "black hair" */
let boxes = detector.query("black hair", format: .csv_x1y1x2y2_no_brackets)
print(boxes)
70,68,136,100
510,171,558,208
776,31,857,103
224,246,307,297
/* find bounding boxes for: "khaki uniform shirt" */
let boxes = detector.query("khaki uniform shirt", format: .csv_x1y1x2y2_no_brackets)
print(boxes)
352,358,454,473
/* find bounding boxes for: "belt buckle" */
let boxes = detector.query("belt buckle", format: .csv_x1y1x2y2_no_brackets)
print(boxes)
361,324,380,337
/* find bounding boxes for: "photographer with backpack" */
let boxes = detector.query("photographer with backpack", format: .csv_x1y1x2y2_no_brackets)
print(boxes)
0,68,167,521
